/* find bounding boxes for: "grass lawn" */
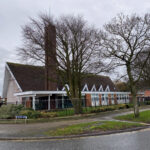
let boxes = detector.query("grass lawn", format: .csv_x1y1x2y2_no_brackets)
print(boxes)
45,121,143,136
115,110,150,123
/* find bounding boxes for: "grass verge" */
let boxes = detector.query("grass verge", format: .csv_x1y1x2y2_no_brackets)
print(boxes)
115,110,150,123
45,121,143,136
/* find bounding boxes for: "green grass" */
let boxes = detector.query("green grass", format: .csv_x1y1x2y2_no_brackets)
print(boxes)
115,110,150,123
56,108,75,117
45,121,142,136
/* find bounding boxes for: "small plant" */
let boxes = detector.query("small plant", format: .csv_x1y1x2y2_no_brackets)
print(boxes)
20,110,41,119
117,104,126,109
0,104,24,119
40,112,57,118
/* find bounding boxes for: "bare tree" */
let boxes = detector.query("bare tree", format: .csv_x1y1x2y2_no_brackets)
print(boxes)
18,14,107,114
134,49,150,89
100,13,150,117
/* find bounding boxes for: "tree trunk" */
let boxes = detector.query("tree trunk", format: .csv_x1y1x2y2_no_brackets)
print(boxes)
132,86,139,118
127,64,139,118
71,98,83,114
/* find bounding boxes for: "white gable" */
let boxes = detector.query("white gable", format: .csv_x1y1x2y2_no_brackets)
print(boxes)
62,84,69,91
2,64,22,98
82,84,89,91
98,85,103,92
105,85,110,92
91,84,96,91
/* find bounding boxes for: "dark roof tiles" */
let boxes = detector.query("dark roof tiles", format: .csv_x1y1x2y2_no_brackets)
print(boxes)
7,62,116,92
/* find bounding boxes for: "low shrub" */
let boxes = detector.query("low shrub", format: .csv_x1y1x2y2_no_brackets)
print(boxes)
144,101,150,105
40,112,57,118
0,104,24,119
125,103,134,108
85,104,129,113
20,110,41,119
105,106,116,111
90,106,116,113
56,108,75,117
117,104,126,109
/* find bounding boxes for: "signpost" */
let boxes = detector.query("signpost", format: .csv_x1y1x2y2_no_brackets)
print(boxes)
15,116,27,124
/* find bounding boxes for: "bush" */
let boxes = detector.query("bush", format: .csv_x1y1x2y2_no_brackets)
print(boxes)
0,104,24,119
40,112,57,118
105,106,116,111
20,110,41,119
126,103,134,108
56,108,75,117
117,104,126,109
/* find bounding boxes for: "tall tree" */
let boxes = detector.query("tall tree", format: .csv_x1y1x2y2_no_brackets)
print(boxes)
18,14,107,114
115,81,130,92
134,49,150,89
99,13,150,117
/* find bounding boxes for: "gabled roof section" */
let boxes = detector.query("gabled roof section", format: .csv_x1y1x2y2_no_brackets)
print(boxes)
5,62,117,92
98,85,103,92
81,74,116,92
91,84,96,91
62,84,69,91
82,84,89,91
7,62,45,91
105,85,110,92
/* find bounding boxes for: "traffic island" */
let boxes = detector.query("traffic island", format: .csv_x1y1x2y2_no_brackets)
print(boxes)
44,121,144,136
0,121,149,141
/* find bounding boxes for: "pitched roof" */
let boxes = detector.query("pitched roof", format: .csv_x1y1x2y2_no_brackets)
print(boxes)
7,62,116,92
7,62,45,91
81,75,116,91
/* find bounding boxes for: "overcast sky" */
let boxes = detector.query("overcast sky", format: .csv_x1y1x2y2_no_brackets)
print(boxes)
0,0,150,95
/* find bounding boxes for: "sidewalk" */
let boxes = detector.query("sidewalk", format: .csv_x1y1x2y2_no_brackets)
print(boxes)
0,107,150,138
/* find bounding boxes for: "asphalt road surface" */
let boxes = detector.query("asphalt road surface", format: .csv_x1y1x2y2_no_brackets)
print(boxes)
0,128,150,150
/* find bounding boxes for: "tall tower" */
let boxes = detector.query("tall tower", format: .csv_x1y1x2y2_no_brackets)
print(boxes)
44,24,57,91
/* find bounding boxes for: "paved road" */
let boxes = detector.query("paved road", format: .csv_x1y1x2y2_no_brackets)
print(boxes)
0,128,150,150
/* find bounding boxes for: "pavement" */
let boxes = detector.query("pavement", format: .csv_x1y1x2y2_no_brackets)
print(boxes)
0,107,150,140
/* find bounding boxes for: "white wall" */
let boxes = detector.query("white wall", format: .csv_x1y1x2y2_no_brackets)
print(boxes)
6,77,21,104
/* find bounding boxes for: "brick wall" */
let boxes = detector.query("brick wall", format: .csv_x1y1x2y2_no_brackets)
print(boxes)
114,94,117,105
85,94,91,107
108,94,111,105
144,90,150,97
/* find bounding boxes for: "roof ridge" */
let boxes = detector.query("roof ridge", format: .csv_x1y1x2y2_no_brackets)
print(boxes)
6,62,44,68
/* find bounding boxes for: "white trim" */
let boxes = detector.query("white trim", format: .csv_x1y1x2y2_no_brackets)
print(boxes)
98,85,103,92
32,96,36,110
19,94,36,98
91,84,96,91
6,63,22,92
82,84,89,91
14,90,130,97
105,85,110,92
62,84,69,91
48,95,51,110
